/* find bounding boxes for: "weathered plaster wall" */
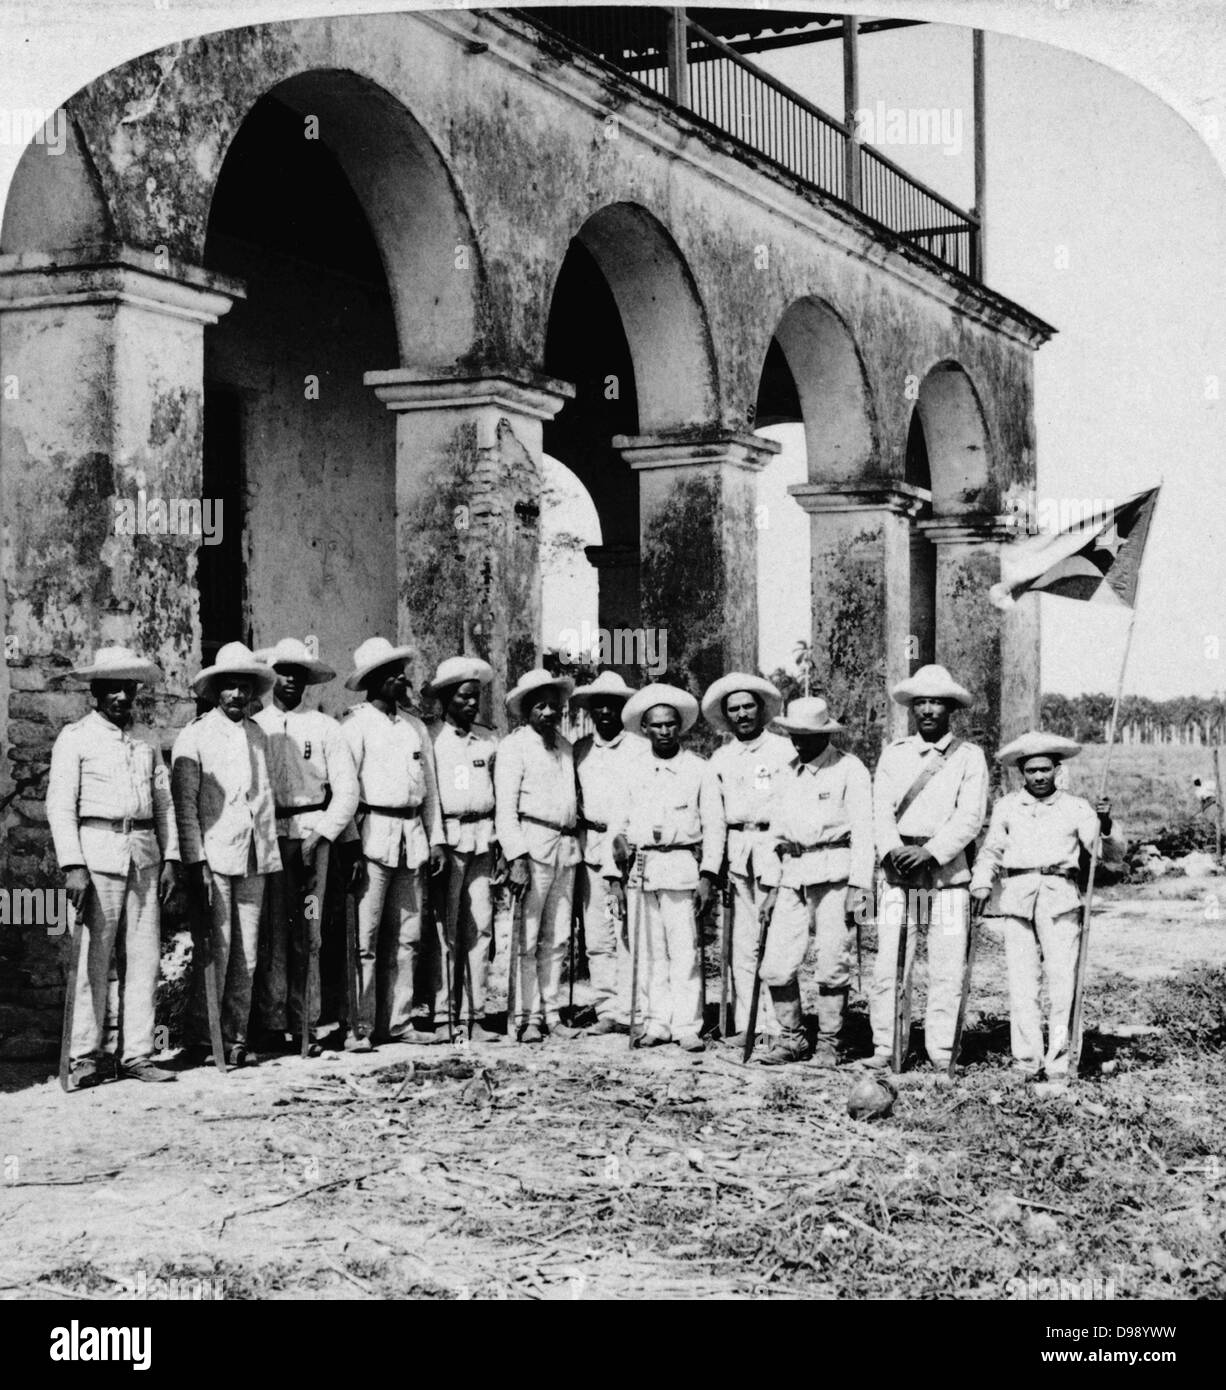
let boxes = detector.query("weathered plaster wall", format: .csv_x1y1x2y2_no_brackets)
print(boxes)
204,237,398,701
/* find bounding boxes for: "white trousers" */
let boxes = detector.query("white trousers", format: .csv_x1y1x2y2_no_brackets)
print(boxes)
579,864,630,1023
728,870,778,1037
190,870,265,1050
762,881,853,1036
71,863,161,1064
628,886,703,1042
1002,904,1082,1078
355,859,423,1040
869,882,969,1064
428,848,494,1021
511,858,574,1028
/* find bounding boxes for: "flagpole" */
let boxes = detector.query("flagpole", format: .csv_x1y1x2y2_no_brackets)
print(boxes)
1067,513,1153,1077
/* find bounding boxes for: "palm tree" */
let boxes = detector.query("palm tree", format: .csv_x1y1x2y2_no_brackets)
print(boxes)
793,640,815,697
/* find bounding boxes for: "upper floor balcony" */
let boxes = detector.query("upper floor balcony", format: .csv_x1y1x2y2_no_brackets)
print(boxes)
520,6,984,283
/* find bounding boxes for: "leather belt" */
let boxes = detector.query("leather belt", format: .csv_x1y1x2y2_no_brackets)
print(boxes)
727,820,770,832
79,815,154,833
522,813,577,836
445,811,493,824
276,800,329,818
629,841,700,854
276,784,331,819
900,835,929,846
1004,865,1077,880
359,802,421,819
579,817,607,832
779,832,851,858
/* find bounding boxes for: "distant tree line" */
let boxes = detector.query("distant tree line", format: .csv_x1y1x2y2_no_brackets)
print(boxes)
1042,693,1226,746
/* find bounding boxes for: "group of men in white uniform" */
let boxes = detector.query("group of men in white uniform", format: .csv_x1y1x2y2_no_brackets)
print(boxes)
47,636,1118,1091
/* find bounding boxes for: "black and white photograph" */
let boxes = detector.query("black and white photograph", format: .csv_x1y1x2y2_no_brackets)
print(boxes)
0,0,1221,1330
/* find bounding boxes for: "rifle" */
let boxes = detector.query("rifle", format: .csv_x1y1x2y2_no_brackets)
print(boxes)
507,882,524,1042
444,850,470,1041
718,875,733,1038
345,865,365,1047
890,905,911,1074
189,871,227,1073
742,897,773,1064
428,866,455,1044
566,882,579,1022
58,890,88,1093
283,840,311,1059
627,849,645,1051
947,904,979,1079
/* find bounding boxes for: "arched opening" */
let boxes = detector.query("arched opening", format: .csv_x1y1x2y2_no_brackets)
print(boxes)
905,408,936,669
914,360,992,513
753,337,809,685
201,73,476,702
772,297,875,483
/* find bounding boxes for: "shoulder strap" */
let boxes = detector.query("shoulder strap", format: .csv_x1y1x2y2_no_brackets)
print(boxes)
894,738,964,822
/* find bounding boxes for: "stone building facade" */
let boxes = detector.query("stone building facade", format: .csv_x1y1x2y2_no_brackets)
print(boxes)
0,8,1050,1055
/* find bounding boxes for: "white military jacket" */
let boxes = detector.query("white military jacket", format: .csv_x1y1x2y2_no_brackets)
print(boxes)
701,729,794,880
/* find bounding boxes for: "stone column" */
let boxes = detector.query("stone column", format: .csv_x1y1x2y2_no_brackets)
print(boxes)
920,515,1041,777
616,432,779,694
789,482,929,764
365,369,574,728
584,543,641,660
0,244,242,1056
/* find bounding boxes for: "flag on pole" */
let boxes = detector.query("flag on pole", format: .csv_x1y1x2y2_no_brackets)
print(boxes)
989,485,1160,609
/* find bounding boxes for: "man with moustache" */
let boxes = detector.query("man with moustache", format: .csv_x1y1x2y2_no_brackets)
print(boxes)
48,647,182,1090
700,673,790,1045
869,664,988,1073
340,638,446,1049
494,668,582,1043
252,638,359,1056
571,671,642,1035
172,642,281,1069
424,655,502,1041
607,684,721,1052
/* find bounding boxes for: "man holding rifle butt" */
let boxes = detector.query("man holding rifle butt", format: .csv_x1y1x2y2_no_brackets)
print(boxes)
572,671,642,1036
756,698,873,1067
700,673,791,1047
48,646,181,1090
252,638,358,1057
869,665,987,1074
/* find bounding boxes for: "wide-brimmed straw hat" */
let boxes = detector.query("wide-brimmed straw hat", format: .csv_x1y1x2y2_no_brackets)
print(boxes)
571,670,637,710
997,731,1082,766
192,641,275,698
259,637,335,686
622,682,699,735
701,672,784,734
424,656,494,699
506,668,575,722
72,646,162,686
344,637,415,693
891,664,973,708
771,696,844,736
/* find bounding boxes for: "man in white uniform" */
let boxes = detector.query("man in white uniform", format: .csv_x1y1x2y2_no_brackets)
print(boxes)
253,638,358,1055
870,664,988,1073
340,637,445,1049
700,672,790,1044
495,669,582,1043
607,683,720,1052
48,646,181,1089
572,671,641,1035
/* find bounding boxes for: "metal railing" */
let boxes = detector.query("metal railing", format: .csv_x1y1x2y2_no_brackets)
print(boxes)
518,7,981,282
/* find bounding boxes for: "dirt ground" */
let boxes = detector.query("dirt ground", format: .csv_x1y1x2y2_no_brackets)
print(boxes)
1,878,1223,1301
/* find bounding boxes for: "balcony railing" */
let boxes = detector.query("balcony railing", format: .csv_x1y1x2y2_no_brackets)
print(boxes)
520,7,981,282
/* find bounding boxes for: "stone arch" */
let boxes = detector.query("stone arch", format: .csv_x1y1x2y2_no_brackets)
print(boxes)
564,201,719,432
213,68,481,370
770,297,875,483
0,113,113,252
913,360,992,513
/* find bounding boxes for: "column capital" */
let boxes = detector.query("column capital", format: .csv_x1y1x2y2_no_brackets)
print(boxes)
364,367,574,421
0,242,244,324
584,543,640,571
788,480,929,517
918,512,1018,544
614,430,781,474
